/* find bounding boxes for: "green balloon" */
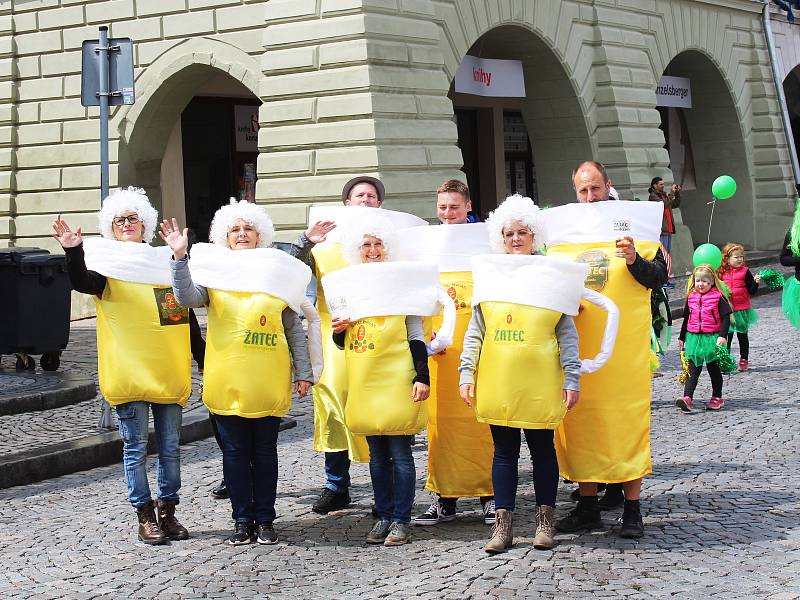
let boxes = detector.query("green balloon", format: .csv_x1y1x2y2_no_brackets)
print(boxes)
693,243,722,269
711,175,736,200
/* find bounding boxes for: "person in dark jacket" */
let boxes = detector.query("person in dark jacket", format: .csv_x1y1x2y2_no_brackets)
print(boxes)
557,161,668,539
648,177,681,255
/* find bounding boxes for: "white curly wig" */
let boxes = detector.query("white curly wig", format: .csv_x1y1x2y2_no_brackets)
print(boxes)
98,187,159,243
208,198,274,248
485,194,546,254
341,214,397,265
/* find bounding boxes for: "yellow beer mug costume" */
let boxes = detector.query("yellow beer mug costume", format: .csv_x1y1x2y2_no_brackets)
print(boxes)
188,242,321,417
321,260,455,435
84,238,191,405
470,254,619,428
394,223,495,497
307,206,427,459
543,200,662,483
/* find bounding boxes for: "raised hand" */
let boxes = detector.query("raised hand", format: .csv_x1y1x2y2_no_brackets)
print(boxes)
305,220,336,244
158,218,189,260
52,216,83,248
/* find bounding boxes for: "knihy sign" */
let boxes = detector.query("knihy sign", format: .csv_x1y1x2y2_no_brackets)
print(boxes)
656,75,692,109
234,105,259,152
454,55,525,98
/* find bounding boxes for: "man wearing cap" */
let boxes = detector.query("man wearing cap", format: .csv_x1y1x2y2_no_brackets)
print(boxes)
553,160,667,539
290,176,385,514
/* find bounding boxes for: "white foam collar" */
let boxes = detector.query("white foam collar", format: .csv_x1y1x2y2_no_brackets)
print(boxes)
471,254,589,316
543,201,662,245
189,243,311,312
394,223,491,272
83,238,173,286
321,261,443,320
307,205,428,244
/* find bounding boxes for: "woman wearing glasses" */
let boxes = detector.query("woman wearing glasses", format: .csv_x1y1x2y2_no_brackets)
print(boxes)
52,188,192,546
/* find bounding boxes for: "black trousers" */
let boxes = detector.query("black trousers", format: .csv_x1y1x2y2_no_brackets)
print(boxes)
683,360,723,398
727,332,749,361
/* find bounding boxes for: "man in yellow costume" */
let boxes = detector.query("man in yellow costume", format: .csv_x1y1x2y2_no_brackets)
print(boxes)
414,180,496,526
550,161,667,539
291,176,387,514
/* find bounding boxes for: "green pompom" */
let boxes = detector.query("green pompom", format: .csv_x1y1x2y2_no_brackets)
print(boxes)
758,269,785,290
715,344,737,374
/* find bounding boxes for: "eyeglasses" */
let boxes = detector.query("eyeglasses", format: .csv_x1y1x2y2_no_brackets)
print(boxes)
113,215,140,226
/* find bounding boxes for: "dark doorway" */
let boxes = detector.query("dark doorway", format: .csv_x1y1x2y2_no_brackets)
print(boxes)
181,97,259,242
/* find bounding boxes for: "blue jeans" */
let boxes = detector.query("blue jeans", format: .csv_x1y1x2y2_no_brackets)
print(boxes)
489,425,558,511
115,401,183,509
660,233,672,255
324,450,351,494
214,414,280,525
366,435,415,524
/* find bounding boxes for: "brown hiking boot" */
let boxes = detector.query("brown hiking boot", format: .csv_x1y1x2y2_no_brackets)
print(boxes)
483,508,513,554
136,501,166,545
533,505,556,550
156,498,189,540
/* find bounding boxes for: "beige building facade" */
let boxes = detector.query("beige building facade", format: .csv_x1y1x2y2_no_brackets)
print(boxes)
1,0,799,315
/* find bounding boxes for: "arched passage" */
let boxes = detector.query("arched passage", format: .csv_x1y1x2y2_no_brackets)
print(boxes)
658,50,754,248
114,40,262,239
448,25,593,214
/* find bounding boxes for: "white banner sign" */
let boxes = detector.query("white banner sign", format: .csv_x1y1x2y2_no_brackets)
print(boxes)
234,105,259,152
454,55,525,98
656,75,692,108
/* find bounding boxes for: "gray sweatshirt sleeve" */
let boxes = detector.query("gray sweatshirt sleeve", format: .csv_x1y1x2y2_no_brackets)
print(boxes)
556,314,581,391
285,233,316,271
458,306,486,386
170,257,209,307
405,315,425,341
282,307,313,382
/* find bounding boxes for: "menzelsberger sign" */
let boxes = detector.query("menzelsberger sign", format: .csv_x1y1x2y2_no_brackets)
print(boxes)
656,75,692,108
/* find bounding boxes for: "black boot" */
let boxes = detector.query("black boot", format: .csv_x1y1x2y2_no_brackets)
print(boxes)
619,500,644,538
555,496,603,532
597,483,624,510
210,479,228,500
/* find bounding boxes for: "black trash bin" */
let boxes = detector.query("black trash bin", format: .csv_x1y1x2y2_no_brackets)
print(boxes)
0,247,71,370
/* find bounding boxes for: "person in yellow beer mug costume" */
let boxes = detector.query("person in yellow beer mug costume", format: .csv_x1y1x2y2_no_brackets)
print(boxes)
162,199,319,547
292,176,428,516
548,160,668,540
458,194,619,554
393,180,497,527
51,188,192,546
322,215,455,547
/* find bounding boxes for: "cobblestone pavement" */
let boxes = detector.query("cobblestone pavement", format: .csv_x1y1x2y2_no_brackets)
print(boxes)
0,293,798,599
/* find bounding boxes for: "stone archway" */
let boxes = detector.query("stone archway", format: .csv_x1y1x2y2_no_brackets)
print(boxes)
449,24,594,210
112,38,262,215
659,50,754,249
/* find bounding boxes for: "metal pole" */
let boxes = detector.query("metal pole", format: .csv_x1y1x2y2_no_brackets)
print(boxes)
762,2,800,195
97,26,110,201
96,26,114,430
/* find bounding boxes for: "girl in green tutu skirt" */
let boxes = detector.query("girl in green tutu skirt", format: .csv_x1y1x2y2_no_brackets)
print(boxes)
780,200,800,330
676,265,732,412
717,243,759,372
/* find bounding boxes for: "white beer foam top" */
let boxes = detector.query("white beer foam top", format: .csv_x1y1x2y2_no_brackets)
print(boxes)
471,254,589,316
394,223,491,272
543,201,662,245
321,261,443,320
308,205,428,244
189,243,311,313
84,237,173,286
